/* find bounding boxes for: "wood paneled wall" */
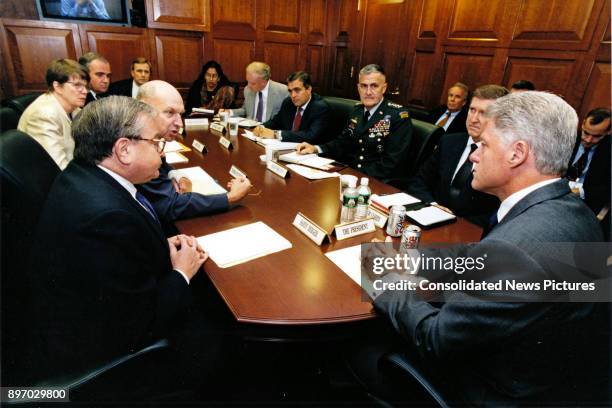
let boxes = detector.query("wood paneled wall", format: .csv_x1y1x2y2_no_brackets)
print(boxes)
1,0,610,118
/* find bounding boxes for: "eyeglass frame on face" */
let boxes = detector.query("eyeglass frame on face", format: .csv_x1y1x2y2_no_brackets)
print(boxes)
64,81,89,92
126,136,167,153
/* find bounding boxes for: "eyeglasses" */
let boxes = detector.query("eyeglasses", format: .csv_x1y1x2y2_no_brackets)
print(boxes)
65,81,88,91
127,137,167,153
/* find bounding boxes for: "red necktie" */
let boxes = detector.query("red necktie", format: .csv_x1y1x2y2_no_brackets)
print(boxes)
292,107,302,131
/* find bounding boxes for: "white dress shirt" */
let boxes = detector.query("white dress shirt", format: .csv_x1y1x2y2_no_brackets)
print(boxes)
97,165,190,284
435,110,461,131
496,178,560,222
131,81,140,99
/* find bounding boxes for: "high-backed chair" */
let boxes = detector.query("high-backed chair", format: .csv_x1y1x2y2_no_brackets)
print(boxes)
0,130,172,402
0,106,20,132
2,92,42,114
322,96,359,141
387,118,443,190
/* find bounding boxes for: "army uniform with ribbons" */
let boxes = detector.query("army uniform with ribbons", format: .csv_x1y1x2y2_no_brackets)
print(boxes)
320,98,413,183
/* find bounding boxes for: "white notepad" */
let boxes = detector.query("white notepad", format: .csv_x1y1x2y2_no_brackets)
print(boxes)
164,140,190,153
286,164,340,180
407,206,456,226
197,222,292,268
278,152,335,170
165,152,189,164
167,166,226,195
325,245,362,285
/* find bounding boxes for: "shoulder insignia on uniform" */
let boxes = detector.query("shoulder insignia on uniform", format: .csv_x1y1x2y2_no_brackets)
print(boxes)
399,111,410,119
387,102,403,108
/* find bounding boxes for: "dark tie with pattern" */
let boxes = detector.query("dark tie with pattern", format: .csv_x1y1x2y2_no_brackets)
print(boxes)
292,107,302,131
449,143,478,205
480,212,499,239
568,147,591,180
436,111,451,128
136,191,160,224
255,91,263,122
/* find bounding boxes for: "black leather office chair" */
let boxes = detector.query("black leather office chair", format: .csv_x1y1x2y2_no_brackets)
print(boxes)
0,105,20,132
0,130,172,402
387,118,443,190
1,92,42,114
323,96,359,141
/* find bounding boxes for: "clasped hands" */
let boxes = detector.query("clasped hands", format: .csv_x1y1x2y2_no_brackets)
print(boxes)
168,234,207,280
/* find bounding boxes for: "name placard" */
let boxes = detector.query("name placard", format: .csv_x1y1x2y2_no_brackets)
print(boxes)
367,205,388,229
229,165,247,179
293,212,329,246
191,139,207,153
334,218,376,240
219,136,233,150
266,160,289,178
210,122,227,134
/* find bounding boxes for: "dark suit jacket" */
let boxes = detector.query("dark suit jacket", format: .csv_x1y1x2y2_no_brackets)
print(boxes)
108,78,134,97
28,161,190,378
375,180,606,404
427,104,468,134
407,132,499,226
320,98,413,183
84,90,108,105
263,93,331,144
568,135,610,214
137,160,229,225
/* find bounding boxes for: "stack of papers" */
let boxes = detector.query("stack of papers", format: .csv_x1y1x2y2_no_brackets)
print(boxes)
184,118,209,128
370,193,420,213
286,164,340,180
278,152,335,170
167,166,226,195
407,206,456,227
165,152,189,164
197,222,293,268
192,107,214,114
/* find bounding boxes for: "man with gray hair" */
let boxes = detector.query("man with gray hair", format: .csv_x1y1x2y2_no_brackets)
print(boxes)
78,51,112,104
227,61,287,121
358,91,607,405
427,82,469,134
297,64,413,182
28,95,208,381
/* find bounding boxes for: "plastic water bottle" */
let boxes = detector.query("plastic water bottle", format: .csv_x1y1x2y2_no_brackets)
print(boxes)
354,177,371,220
340,179,358,223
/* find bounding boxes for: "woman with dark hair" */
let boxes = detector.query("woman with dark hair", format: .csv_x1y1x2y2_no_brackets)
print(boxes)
185,60,236,114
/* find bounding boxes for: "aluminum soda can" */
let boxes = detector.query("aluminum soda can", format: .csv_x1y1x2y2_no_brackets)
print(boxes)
386,205,406,237
400,225,421,252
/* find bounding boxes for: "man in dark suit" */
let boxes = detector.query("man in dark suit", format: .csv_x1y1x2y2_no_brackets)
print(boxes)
296,64,413,183
253,71,331,144
136,80,252,228
566,107,610,239
358,91,608,405
27,96,208,379
407,85,508,226
426,82,469,134
78,52,111,105
109,57,151,98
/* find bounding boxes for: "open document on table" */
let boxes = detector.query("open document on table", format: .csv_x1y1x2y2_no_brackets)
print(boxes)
197,222,293,268
167,166,226,195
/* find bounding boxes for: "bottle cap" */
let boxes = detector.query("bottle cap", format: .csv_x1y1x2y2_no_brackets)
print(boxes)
360,177,369,186
348,179,357,188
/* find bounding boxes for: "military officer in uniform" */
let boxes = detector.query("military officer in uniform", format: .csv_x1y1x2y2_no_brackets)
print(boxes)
296,64,413,183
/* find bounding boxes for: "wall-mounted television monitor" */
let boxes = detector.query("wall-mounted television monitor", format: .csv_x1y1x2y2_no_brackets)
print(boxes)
36,0,131,26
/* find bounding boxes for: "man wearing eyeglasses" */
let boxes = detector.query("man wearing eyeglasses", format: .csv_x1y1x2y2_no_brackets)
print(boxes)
566,107,610,239
296,64,413,183
18,58,89,169
28,96,214,386
136,80,252,231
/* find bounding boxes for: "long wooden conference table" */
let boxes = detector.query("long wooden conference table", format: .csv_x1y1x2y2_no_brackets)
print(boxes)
174,126,482,326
